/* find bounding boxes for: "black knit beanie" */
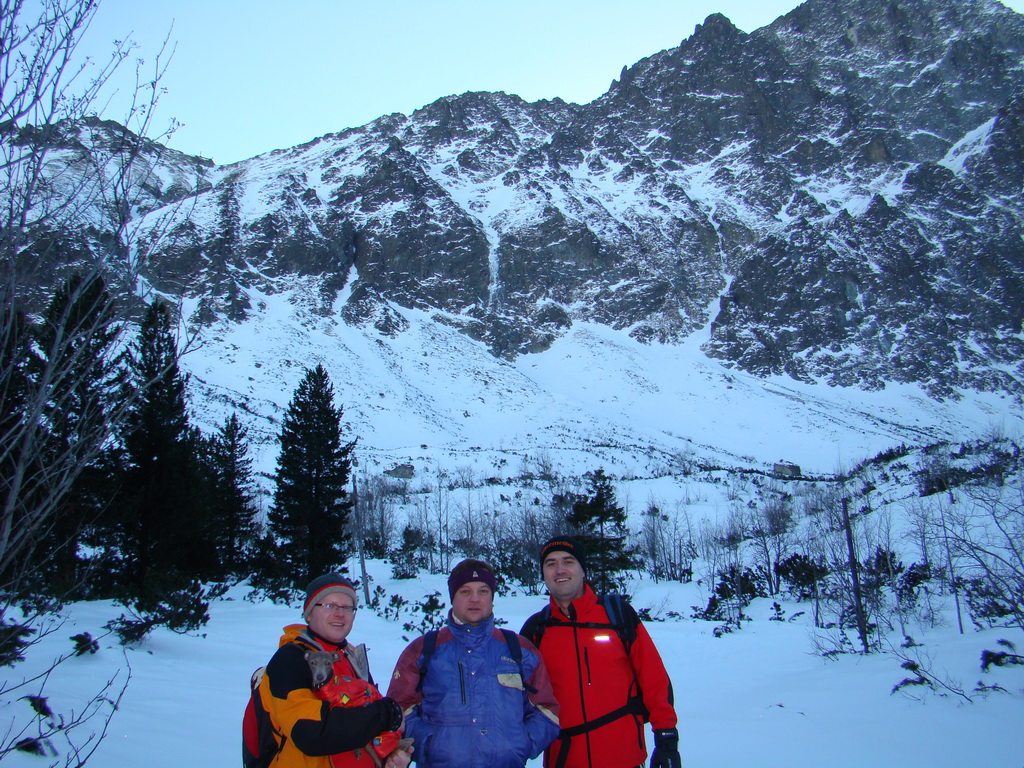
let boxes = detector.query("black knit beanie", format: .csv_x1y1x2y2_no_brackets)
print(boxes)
539,536,587,574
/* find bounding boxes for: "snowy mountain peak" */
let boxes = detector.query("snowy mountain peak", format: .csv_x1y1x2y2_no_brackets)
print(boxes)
20,0,1024,476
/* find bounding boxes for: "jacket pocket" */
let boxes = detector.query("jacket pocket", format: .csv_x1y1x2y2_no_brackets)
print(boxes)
497,672,524,690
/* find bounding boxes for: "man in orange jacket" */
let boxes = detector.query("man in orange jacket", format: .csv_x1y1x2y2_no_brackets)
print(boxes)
259,573,411,768
521,537,681,768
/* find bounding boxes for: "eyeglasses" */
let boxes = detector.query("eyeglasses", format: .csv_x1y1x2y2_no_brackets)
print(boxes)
314,602,356,614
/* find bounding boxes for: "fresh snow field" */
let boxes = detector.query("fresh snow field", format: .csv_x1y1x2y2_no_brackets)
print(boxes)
5,564,1022,768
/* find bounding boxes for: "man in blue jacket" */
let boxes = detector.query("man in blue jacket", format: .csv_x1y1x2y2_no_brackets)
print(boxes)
387,559,560,768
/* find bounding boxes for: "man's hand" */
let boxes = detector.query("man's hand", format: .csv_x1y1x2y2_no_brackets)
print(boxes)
650,728,681,768
384,738,414,768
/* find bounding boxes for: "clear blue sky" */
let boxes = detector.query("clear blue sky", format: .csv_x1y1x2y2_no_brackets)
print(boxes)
80,0,1024,165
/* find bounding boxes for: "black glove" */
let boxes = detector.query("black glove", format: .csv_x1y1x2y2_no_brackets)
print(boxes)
379,697,404,732
650,728,681,768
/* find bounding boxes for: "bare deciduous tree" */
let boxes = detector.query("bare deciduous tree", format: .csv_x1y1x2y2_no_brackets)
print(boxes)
800,483,873,645
937,480,1024,633
355,471,400,558
746,483,794,595
636,497,695,583
0,1,185,763
1,0,178,596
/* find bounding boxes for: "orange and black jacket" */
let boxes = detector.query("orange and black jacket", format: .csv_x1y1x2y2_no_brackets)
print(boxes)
522,585,677,768
261,624,401,768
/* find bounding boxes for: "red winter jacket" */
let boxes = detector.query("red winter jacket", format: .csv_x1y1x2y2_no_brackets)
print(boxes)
522,585,677,768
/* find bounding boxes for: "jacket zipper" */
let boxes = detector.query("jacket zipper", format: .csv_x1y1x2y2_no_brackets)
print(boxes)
584,646,592,685
458,662,466,704
568,607,593,768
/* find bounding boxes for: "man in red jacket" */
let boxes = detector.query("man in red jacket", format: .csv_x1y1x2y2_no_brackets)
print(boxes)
521,537,681,768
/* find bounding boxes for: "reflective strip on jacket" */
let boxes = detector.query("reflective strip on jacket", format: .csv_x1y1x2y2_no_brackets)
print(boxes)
527,585,677,768
387,613,560,768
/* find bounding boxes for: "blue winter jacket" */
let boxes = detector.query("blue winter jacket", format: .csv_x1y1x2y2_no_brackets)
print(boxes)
387,613,560,768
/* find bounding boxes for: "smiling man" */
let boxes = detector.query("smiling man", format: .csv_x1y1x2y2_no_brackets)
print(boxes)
522,537,681,768
257,573,409,768
388,559,560,768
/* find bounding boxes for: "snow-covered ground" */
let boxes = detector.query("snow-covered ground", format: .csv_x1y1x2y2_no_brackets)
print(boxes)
5,563,1022,768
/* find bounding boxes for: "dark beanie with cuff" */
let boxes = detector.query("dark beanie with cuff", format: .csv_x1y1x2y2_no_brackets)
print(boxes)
539,535,587,573
447,558,497,600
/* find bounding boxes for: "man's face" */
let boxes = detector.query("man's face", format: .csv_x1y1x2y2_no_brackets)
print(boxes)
307,594,356,645
451,581,494,626
543,551,585,604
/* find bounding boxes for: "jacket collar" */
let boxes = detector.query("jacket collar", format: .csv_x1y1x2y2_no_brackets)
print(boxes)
304,627,349,653
278,622,349,653
447,610,495,647
549,582,597,621
280,623,371,681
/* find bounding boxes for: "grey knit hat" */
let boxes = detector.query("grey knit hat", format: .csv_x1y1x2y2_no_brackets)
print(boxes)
303,573,357,621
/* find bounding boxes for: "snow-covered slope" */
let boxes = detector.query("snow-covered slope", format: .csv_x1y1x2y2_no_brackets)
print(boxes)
181,285,1020,484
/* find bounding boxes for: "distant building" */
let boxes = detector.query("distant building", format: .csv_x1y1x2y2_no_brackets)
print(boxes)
773,461,801,478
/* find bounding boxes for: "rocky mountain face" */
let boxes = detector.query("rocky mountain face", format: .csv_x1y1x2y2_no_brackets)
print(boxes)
29,0,1024,399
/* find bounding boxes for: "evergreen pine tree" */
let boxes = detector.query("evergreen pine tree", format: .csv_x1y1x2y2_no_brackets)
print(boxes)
109,299,213,596
31,274,125,597
566,468,633,593
0,303,41,595
270,365,355,586
392,524,426,579
201,413,258,578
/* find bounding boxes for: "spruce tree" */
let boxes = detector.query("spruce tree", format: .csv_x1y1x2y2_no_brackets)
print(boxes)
110,299,213,595
31,274,124,596
0,304,40,594
566,468,633,593
270,365,355,586
1,274,128,600
201,413,258,578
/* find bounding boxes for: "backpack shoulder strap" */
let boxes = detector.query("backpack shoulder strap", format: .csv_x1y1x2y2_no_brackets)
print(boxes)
415,630,439,693
499,628,538,694
598,593,640,652
521,605,551,648
598,593,648,719
499,628,522,663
